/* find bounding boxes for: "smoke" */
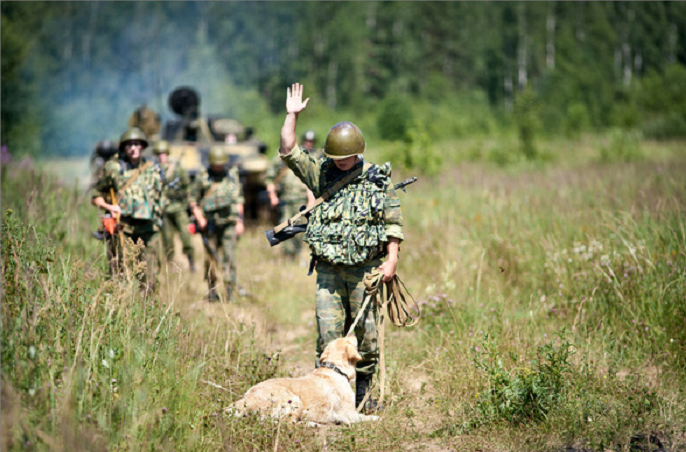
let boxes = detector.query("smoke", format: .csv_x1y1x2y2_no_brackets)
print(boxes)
34,2,274,157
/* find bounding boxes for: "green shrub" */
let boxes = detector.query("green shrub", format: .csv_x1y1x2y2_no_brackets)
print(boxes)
565,103,590,138
514,87,540,160
471,331,574,426
598,128,643,162
377,95,414,142
397,119,442,176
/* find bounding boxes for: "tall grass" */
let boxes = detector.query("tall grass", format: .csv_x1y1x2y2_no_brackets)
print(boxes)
3,141,686,451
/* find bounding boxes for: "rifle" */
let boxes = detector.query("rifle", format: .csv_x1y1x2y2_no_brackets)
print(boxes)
265,176,417,247
187,214,221,263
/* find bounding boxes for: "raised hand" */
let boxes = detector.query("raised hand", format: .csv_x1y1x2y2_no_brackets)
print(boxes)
286,83,310,115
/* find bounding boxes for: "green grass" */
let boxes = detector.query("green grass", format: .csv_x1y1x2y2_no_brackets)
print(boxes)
2,136,686,451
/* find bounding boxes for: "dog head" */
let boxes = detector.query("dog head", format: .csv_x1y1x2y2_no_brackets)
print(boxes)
319,336,362,380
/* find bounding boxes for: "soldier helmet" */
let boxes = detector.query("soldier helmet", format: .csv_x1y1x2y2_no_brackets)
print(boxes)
118,127,149,151
208,146,229,165
153,140,170,155
323,122,365,159
302,130,316,143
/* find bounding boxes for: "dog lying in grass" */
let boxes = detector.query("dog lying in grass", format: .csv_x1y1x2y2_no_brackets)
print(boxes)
226,336,380,425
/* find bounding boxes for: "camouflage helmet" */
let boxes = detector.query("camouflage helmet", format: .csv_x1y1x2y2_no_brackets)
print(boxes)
302,130,316,143
153,140,170,155
118,127,149,151
208,146,229,165
323,122,365,159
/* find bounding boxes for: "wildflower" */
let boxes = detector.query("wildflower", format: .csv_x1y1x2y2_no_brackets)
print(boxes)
162,407,168,414
645,327,648,331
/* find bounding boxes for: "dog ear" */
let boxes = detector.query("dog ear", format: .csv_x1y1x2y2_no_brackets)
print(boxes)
319,347,330,364
346,344,363,362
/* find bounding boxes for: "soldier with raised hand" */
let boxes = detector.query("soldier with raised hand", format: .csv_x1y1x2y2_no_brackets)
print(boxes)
153,140,196,272
278,83,404,412
190,146,245,302
91,128,165,292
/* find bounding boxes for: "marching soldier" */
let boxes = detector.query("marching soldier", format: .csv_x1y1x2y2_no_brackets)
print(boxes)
190,146,245,301
91,128,165,291
153,140,196,271
278,83,404,411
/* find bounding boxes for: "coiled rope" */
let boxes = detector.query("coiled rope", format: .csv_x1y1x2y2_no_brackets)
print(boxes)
346,269,420,411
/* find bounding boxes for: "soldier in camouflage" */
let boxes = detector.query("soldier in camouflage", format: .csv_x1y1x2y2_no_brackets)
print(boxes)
91,128,165,292
265,150,315,259
153,140,196,272
279,83,404,412
190,146,245,302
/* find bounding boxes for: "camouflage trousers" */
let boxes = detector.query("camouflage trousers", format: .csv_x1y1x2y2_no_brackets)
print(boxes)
203,223,237,298
278,201,307,257
161,209,194,261
314,258,382,376
107,229,160,292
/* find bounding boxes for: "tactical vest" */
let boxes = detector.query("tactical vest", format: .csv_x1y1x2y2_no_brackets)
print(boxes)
200,168,238,213
116,159,162,221
304,162,392,266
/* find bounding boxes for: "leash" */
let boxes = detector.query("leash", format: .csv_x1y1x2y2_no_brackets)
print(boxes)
346,269,420,411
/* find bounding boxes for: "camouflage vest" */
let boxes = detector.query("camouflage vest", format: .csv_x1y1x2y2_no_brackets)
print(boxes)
199,168,239,213
161,160,186,204
116,159,162,221
305,162,391,266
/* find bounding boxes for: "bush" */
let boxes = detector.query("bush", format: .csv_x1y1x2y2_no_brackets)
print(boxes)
377,95,414,142
471,331,574,425
514,87,540,160
598,128,643,163
397,119,442,176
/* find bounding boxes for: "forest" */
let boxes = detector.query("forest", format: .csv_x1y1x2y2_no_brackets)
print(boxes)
2,1,686,157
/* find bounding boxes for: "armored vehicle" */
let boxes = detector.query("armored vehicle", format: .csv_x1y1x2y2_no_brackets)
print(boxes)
160,87,270,222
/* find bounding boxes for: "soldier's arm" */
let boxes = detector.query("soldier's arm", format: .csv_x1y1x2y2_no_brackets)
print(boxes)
378,177,404,282
91,161,121,216
280,83,309,156
232,167,245,236
265,158,280,207
189,174,207,230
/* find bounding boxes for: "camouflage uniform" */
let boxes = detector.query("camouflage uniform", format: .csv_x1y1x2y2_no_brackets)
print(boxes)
265,154,312,257
282,145,404,376
91,157,165,291
192,166,244,299
160,159,194,263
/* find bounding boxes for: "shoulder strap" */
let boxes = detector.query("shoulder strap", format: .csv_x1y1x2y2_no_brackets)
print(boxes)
200,170,225,203
273,162,371,234
118,161,152,195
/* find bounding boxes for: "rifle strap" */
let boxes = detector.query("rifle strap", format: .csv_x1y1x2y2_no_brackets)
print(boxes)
118,161,152,196
273,162,372,234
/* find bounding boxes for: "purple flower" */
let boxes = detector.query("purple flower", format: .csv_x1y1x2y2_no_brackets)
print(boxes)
162,407,168,414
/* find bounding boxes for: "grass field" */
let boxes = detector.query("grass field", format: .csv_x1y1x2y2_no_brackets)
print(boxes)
2,136,686,451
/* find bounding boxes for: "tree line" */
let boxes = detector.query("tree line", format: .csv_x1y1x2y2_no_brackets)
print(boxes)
2,1,686,156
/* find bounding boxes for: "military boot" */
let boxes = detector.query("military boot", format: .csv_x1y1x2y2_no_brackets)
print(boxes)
208,287,219,302
355,373,383,413
188,255,196,273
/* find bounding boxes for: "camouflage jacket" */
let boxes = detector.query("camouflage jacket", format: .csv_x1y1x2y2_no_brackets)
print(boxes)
91,157,165,233
191,166,244,227
160,159,191,214
265,154,310,204
282,145,404,266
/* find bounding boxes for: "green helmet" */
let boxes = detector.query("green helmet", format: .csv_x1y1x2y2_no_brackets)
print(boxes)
208,146,229,165
153,140,170,155
323,122,365,159
118,127,149,151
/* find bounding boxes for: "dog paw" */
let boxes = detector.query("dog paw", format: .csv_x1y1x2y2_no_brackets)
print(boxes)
306,421,321,428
